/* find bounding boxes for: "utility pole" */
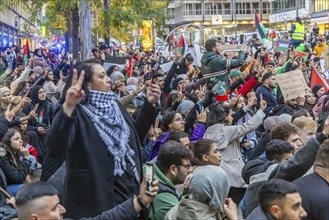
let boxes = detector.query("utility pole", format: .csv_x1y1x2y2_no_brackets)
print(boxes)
296,0,299,17
201,0,205,23
233,0,237,43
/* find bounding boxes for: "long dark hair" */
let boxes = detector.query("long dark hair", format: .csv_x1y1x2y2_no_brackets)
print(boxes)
2,128,20,168
190,138,215,166
60,58,103,104
206,104,231,127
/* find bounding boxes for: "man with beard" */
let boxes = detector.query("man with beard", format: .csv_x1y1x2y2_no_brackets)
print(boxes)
272,96,304,116
201,39,245,84
256,72,278,115
148,141,193,220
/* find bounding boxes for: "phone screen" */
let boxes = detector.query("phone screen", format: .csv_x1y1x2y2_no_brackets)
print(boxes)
145,163,153,194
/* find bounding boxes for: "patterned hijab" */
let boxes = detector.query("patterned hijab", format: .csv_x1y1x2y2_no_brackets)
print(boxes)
80,90,134,177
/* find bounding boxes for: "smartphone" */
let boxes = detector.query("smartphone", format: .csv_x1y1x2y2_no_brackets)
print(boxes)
145,162,154,195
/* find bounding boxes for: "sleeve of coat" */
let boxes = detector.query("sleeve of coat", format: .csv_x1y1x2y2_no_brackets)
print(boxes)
269,134,325,182
45,106,77,156
133,100,157,143
224,110,265,142
10,66,31,93
229,51,246,69
78,198,139,220
237,76,258,97
189,123,206,142
163,62,178,93
0,156,30,184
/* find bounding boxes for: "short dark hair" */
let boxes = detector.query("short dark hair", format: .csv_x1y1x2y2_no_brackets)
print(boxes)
206,104,231,127
60,58,103,104
291,109,309,122
265,139,295,162
16,182,58,207
190,139,216,166
184,54,194,63
258,179,299,213
270,122,299,141
167,131,189,143
161,111,178,132
315,139,329,169
156,140,193,174
205,39,218,52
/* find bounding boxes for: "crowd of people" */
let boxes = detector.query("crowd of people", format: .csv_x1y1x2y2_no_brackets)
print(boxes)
0,17,328,220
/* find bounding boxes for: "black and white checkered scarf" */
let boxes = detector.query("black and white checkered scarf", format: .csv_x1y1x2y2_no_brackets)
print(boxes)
80,90,134,177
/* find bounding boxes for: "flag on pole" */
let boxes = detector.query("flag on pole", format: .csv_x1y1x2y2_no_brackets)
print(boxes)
23,39,30,63
296,51,309,60
177,34,185,56
310,67,329,92
254,10,267,40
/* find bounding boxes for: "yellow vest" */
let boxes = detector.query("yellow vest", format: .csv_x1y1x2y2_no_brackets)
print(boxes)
292,22,305,40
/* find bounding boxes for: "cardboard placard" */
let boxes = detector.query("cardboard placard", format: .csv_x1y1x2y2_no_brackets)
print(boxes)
276,70,308,100
324,46,329,70
220,44,240,51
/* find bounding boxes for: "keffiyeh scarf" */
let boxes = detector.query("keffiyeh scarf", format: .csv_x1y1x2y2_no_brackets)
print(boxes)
81,90,134,177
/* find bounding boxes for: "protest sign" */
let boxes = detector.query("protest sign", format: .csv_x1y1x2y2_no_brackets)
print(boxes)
276,70,308,100
220,44,240,51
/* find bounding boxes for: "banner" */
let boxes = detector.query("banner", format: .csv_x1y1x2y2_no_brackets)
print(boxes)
142,20,153,51
276,70,308,100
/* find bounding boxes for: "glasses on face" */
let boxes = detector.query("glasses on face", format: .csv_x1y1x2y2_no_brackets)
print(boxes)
173,117,185,123
177,163,191,169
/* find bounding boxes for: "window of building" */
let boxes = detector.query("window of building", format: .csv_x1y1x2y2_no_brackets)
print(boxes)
313,0,329,12
186,3,193,15
196,3,202,15
262,3,267,14
253,3,259,12
205,3,212,15
224,3,230,15
246,3,251,14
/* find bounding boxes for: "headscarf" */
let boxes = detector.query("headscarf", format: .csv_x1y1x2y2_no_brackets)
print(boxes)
30,85,47,105
264,116,284,131
313,95,328,119
107,65,119,76
0,87,10,98
189,165,230,211
312,84,323,98
177,100,195,115
33,49,42,57
110,71,124,83
80,90,137,180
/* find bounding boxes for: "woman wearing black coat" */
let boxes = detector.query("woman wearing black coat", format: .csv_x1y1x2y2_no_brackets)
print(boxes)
42,59,160,219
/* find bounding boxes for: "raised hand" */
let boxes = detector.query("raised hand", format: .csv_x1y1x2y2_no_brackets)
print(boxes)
146,83,161,106
20,147,29,160
259,94,267,112
63,69,85,117
196,107,207,123
4,104,15,122
28,103,39,120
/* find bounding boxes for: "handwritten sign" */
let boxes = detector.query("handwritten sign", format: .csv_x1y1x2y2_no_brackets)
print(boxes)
276,70,308,100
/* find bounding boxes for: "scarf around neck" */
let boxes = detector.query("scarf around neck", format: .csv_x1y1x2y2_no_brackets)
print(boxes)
80,90,134,177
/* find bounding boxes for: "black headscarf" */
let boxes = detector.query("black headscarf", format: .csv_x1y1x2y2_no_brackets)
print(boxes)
30,85,46,105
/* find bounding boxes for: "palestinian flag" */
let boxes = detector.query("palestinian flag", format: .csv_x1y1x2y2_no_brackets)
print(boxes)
254,10,266,41
310,67,329,92
177,34,185,56
296,51,309,61
23,39,30,63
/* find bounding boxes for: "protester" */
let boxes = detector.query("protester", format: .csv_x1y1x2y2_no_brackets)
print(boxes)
246,179,307,220
41,58,161,218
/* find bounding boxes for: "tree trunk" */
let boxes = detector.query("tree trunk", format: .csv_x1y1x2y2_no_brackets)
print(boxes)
72,4,80,60
65,9,73,54
79,0,92,60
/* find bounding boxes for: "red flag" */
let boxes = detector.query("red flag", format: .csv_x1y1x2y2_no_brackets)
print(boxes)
177,34,185,55
23,39,29,62
310,68,329,92
296,51,309,59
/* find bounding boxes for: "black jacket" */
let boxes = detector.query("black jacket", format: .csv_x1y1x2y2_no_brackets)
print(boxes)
43,100,157,219
0,147,30,185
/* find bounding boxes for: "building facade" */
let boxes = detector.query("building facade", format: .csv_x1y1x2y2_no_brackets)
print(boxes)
166,0,271,37
269,0,329,34
0,3,35,49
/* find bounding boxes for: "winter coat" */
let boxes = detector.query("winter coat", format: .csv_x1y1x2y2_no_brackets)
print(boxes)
0,147,31,185
201,51,245,84
246,206,275,220
204,110,266,188
256,85,277,115
149,163,180,220
164,195,222,220
43,100,157,219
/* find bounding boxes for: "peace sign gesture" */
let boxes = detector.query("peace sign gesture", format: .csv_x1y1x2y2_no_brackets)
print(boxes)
4,103,15,122
63,69,85,117
259,94,267,112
